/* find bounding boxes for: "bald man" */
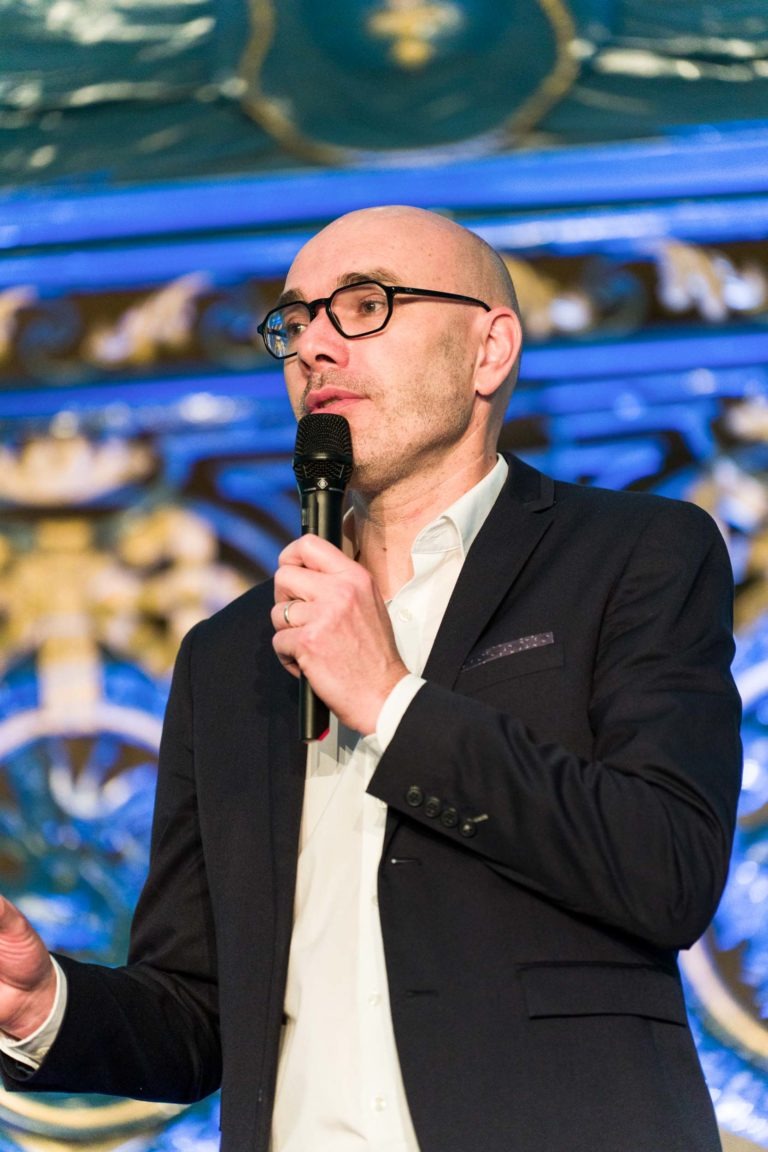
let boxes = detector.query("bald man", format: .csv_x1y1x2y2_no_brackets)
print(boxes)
0,207,742,1152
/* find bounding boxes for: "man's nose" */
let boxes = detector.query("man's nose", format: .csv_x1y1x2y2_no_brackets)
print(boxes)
296,305,348,366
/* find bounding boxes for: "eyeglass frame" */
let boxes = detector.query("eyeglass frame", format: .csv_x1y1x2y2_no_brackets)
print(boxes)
256,279,492,360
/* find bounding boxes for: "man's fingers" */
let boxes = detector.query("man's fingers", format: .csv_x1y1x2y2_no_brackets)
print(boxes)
274,563,325,608
277,534,351,573
271,598,307,633
272,623,302,678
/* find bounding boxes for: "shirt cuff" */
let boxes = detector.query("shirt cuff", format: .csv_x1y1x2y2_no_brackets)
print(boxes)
0,956,67,1070
374,673,426,753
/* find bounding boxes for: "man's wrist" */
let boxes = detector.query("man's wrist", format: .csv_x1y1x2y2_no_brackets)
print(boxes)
374,673,426,752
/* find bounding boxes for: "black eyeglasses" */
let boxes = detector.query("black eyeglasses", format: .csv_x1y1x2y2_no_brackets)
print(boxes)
257,279,491,360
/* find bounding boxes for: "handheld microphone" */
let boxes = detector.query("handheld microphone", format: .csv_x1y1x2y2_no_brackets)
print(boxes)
292,413,354,742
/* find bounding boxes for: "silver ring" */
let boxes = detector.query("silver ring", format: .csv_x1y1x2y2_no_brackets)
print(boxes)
283,600,295,627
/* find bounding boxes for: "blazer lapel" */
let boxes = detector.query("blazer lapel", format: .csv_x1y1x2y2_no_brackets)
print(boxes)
265,458,554,876
422,455,555,689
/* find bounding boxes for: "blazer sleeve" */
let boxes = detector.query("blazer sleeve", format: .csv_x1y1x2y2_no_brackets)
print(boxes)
1,625,222,1103
367,498,742,951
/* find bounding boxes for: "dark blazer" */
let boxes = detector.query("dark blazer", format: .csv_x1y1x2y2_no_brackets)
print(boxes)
2,457,743,1152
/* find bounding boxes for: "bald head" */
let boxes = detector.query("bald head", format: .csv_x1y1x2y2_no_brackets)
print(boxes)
281,205,523,446
286,205,522,407
295,205,519,316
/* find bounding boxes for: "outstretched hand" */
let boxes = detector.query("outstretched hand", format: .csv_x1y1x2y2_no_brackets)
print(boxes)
272,535,408,735
0,896,56,1040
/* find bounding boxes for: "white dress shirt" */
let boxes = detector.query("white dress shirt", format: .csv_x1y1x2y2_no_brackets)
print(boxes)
1,457,509,1152
271,456,508,1152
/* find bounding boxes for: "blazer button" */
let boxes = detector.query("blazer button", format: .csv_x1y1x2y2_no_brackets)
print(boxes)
424,796,441,818
405,785,424,807
440,806,459,828
459,818,478,838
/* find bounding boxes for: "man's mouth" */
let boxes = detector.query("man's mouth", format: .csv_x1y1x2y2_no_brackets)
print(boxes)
303,387,362,414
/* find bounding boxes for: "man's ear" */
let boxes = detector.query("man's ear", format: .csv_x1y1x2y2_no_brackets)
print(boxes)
474,309,523,398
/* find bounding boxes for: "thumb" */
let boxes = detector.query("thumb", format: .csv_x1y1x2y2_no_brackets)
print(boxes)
0,894,41,948
0,894,52,993
0,896,56,1039
0,894,26,930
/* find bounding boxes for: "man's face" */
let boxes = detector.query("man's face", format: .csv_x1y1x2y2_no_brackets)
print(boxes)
280,211,488,496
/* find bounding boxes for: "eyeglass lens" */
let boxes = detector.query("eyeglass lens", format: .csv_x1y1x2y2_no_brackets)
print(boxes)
263,282,390,358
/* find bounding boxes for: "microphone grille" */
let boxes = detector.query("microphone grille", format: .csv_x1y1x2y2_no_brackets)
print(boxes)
293,413,354,486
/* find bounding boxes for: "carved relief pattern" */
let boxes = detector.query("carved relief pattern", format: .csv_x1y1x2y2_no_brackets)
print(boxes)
0,235,767,1148
0,420,297,1148
1,243,766,387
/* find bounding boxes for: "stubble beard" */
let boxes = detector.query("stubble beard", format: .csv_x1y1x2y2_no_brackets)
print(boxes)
296,329,477,499
351,334,477,499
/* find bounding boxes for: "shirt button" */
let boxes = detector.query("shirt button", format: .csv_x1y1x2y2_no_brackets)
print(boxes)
372,1095,387,1112
397,607,413,622
368,993,382,1007
371,892,379,907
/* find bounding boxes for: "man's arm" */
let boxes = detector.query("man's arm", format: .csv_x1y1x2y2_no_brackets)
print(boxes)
272,497,741,951
368,498,741,950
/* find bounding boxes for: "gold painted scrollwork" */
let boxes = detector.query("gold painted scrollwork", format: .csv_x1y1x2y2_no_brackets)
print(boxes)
368,0,464,70
239,0,580,160
0,433,246,1145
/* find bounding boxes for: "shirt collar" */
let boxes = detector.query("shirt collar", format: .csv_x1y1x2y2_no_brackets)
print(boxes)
411,454,508,560
343,454,508,561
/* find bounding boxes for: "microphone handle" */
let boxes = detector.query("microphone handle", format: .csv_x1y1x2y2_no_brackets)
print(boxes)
300,485,346,742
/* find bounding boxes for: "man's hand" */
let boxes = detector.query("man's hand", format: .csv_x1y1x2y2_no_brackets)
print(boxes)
0,896,56,1040
272,535,408,735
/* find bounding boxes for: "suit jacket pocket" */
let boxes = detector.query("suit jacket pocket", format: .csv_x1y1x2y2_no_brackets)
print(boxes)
456,642,564,692
518,962,688,1025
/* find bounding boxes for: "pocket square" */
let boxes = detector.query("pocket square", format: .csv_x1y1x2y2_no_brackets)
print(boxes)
462,632,555,671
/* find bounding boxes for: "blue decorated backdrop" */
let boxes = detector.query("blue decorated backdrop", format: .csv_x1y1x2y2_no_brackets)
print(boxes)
2,1,768,1147
0,94,767,1152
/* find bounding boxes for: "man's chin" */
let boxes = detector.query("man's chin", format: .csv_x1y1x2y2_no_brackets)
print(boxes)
348,457,382,497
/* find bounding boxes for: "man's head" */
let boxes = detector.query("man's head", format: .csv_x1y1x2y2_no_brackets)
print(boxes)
271,205,522,496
